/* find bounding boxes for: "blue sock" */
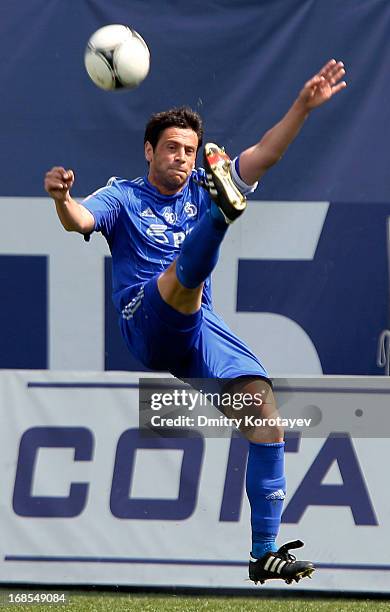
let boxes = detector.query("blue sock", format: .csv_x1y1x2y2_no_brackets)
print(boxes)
176,203,228,289
246,441,286,559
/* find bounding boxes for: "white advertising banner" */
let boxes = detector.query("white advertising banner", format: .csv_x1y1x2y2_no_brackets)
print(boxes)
0,370,389,593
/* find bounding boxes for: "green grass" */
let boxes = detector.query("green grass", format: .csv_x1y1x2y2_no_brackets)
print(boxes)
1,591,390,612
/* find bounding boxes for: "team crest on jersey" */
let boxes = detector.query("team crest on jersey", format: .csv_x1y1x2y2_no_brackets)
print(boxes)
146,224,169,244
141,207,155,218
184,202,197,218
162,209,177,225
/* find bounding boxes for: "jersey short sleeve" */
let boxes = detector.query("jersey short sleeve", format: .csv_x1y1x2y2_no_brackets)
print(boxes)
231,156,258,195
82,177,123,239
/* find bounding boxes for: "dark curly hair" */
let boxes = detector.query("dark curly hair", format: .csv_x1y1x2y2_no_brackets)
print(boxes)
144,106,204,150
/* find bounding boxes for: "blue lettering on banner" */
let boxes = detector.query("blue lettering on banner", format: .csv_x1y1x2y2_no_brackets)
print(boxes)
13,427,94,518
282,434,378,525
11,425,377,524
110,428,204,520
219,432,248,522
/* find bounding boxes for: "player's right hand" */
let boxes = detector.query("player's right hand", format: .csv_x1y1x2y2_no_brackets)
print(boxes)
44,167,75,201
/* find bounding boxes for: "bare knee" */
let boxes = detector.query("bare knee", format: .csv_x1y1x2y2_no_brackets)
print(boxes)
244,422,284,444
158,261,203,314
223,376,284,444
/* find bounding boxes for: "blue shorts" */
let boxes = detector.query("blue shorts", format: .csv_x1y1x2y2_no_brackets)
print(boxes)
119,276,268,382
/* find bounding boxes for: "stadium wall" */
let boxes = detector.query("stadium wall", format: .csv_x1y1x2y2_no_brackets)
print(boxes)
1,197,390,376
1,370,389,593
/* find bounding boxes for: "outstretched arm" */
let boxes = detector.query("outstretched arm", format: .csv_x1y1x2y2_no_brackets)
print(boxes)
238,59,347,185
44,167,95,234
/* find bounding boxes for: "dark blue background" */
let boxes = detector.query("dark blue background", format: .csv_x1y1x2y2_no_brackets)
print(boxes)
1,1,389,373
1,0,389,202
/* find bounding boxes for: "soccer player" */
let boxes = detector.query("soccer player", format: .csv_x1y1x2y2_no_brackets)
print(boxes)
45,59,346,585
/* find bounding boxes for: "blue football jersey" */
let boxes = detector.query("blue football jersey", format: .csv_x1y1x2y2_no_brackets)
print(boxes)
83,169,213,312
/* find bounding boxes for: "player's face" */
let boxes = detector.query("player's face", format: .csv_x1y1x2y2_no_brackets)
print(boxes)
145,127,198,194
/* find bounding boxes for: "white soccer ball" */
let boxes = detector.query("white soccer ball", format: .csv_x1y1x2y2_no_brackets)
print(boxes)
84,24,150,91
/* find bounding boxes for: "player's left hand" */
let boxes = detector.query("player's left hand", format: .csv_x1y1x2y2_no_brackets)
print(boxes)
299,59,347,110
